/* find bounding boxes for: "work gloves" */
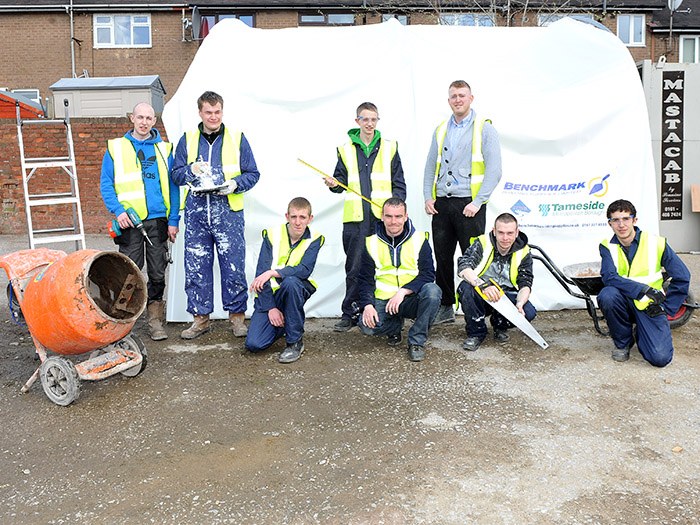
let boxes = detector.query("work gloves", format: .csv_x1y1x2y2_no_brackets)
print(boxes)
643,286,666,317
217,179,238,195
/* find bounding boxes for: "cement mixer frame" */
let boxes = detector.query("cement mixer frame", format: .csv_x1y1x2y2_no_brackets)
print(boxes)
1,248,148,406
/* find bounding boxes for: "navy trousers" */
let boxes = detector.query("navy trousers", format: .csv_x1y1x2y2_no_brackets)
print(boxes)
458,281,537,338
597,286,673,367
245,276,315,352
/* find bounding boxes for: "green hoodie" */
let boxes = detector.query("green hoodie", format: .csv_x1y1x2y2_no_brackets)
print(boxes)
347,128,381,158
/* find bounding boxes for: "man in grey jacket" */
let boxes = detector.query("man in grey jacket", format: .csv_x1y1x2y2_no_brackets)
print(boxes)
423,80,502,325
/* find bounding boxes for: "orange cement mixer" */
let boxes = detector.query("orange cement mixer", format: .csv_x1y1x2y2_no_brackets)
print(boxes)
1,248,148,406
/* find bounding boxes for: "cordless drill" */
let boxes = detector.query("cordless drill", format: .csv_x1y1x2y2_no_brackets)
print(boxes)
107,207,153,246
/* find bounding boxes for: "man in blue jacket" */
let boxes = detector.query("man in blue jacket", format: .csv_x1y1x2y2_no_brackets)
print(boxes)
598,199,690,366
100,102,180,341
172,91,260,340
245,197,324,363
357,198,441,362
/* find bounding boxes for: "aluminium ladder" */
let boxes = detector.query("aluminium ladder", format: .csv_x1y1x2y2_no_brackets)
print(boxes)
15,99,86,250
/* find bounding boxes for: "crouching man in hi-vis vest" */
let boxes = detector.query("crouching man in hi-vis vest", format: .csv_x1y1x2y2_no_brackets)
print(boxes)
457,213,536,352
245,197,324,364
171,91,260,340
100,102,180,341
357,198,442,362
598,199,690,366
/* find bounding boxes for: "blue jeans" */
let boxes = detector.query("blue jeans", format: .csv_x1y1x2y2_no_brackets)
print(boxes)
458,280,537,338
359,283,441,346
597,286,673,367
245,276,315,352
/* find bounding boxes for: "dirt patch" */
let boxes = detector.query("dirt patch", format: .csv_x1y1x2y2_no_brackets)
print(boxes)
1,239,699,524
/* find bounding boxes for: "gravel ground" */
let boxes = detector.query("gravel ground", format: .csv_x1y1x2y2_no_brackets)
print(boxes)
1,235,699,524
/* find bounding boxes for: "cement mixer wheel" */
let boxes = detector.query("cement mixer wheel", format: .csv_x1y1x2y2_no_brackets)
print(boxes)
117,334,148,377
40,357,81,406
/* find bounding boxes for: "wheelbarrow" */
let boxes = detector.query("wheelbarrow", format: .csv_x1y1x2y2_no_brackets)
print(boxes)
529,244,697,336
0,248,148,406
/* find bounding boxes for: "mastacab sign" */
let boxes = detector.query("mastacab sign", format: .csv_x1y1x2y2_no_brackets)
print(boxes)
660,71,684,220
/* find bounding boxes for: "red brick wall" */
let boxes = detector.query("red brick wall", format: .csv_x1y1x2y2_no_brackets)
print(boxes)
0,118,170,235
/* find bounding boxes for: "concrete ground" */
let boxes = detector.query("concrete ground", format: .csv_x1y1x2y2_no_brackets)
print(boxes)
0,234,699,524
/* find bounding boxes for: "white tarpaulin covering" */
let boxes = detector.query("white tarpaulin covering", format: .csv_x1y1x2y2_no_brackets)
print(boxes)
164,18,656,322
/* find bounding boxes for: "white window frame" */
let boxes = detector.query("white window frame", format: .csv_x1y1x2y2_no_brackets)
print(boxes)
93,13,152,49
12,89,41,105
537,13,594,27
680,36,700,63
617,14,645,47
439,13,495,27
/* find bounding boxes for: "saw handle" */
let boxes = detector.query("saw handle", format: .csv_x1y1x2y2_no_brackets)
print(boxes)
476,279,504,302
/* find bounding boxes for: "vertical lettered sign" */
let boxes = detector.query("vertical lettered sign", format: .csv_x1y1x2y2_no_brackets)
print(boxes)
660,71,684,220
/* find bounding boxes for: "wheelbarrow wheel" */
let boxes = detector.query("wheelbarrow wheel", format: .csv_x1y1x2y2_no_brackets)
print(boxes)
668,292,695,329
40,356,81,406
117,334,148,377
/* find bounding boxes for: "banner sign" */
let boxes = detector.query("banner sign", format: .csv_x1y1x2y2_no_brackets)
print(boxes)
660,70,685,221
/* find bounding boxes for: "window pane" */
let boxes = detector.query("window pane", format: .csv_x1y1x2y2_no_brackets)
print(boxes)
96,27,111,44
133,16,148,24
133,26,150,45
300,15,325,24
382,14,408,25
328,14,354,25
633,15,643,44
238,15,254,27
114,16,131,45
618,15,630,43
95,16,110,24
477,15,495,27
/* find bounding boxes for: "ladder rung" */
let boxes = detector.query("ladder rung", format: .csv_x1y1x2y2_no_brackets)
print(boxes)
21,119,67,125
32,234,85,245
33,227,76,234
28,197,80,206
24,159,74,169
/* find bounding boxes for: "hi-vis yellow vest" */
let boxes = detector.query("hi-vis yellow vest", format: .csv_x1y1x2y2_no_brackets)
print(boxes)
366,230,428,300
472,234,529,289
601,231,665,310
265,224,324,292
108,137,172,220
338,139,396,222
431,118,489,200
183,128,243,211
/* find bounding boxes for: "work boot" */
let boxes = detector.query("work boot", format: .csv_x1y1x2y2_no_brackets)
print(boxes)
181,314,210,340
493,330,510,344
279,339,304,364
147,300,168,341
334,318,355,332
229,312,247,337
612,345,631,362
408,344,425,362
462,335,486,352
434,305,455,325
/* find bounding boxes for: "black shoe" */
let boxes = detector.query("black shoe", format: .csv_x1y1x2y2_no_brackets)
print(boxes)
433,305,456,325
408,344,425,362
387,333,402,346
279,340,304,363
334,318,354,332
494,330,510,343
462,336,485,352
612,345,630,362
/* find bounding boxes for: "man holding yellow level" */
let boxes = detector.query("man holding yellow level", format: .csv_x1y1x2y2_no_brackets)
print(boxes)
457,213,537,351
324,102,406,332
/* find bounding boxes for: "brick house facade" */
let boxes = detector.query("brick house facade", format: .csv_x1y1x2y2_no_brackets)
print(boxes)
0,1,697,234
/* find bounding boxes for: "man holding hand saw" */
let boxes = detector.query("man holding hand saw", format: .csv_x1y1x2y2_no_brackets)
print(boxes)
457,213,537,351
